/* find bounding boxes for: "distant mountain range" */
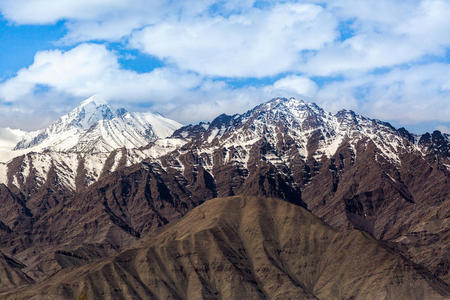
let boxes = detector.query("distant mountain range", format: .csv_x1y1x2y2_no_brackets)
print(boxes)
0,97,448,299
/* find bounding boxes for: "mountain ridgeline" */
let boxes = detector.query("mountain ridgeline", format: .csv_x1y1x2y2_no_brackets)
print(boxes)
0,97,449,299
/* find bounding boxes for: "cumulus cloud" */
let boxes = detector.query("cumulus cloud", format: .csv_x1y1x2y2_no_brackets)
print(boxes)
300,0,450,75
1,0,449,77
313,63,450,124
130,3,336,77
0,0,127,24
271,76,318,97
0,0,256,43
0,43,201,103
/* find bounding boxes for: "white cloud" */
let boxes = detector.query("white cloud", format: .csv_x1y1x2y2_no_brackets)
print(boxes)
0,43,201,103
272,76,318,96
129,3,337,77
0,0,256,43
314,63,450,124
0,0,137,24
301,0,450,75
2,0,449,77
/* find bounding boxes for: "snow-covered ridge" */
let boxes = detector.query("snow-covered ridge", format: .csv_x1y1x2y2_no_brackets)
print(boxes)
1,96,448,191
174,97,446,171
1,137,186,191
12,95,182,154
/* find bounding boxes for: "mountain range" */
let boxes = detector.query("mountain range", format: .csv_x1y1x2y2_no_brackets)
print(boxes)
0,96,448,299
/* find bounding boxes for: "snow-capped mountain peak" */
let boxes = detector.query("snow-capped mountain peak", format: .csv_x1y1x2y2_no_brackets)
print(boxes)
79,94,107,106
59,95,114,131
12,96,182,153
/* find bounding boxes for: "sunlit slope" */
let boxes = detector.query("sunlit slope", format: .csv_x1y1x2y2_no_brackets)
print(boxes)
4,196,448,299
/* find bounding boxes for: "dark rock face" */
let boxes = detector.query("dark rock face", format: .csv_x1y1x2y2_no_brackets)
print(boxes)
398,127,415,142
0,97,449,295
419,130,450,156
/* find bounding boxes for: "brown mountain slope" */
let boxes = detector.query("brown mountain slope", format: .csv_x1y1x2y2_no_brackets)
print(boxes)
0,156,307,281
0,252,33,293
300,139,450,282
3,196,448,300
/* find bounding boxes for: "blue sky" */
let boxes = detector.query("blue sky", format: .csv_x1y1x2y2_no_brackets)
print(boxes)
0,17,64,80
0,0,449,133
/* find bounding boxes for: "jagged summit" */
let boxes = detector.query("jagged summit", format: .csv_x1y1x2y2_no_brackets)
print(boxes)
173,97,449,165
12,96,182,153
57,96,115,132
79,95,108,107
